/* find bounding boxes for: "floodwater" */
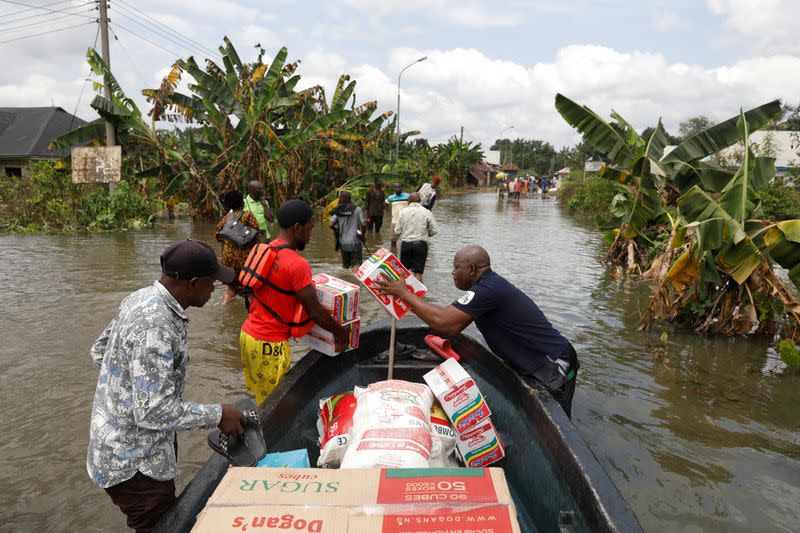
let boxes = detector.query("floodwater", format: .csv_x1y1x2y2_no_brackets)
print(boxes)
1,192,798,532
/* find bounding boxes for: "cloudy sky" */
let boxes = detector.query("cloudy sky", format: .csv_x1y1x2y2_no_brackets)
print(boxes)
2,0,799,149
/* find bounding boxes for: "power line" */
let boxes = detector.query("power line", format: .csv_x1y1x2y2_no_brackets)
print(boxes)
108,24,142,83
114,0,219,59
1,9,97,33
1,0,78,18
68,23,100,131
0,1,94,25
110,21,182,59
111,10,207,60
0,19,94,44
0,0,96,19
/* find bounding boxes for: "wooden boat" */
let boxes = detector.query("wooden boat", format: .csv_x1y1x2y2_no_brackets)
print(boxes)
154,320,643,533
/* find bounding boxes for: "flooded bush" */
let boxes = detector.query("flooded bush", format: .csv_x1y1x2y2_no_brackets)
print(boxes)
557,175,625,217
759,179,800,221
0,161,157,233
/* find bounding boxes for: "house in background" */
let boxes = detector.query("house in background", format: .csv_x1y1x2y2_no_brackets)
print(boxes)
469,160,496,186
0,107,86,177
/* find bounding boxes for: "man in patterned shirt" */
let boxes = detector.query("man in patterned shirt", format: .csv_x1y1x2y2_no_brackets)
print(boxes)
87,240,246,532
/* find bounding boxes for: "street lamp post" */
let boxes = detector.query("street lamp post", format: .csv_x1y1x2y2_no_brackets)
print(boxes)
497,125,514,164
396,56,427,161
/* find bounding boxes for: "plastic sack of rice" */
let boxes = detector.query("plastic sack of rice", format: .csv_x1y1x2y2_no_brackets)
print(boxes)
317,391,357,467
429,400,460,467
340,380,435,469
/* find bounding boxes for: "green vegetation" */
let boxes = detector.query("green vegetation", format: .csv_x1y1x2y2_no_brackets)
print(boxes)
45,40,484,226
0,161,155,232
556,94,800,343
556,174,626,217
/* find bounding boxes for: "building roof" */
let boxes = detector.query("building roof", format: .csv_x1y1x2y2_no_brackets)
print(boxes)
500,162,519,171
555,167,570,175
0,107,87,159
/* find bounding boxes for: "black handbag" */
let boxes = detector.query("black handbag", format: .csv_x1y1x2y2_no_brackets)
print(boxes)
219,209,258,248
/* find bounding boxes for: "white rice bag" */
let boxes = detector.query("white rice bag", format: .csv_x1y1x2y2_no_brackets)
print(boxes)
340,380,435,469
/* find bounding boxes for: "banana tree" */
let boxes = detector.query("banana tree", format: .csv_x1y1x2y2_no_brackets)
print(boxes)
647,110,800,339
555,94,667,271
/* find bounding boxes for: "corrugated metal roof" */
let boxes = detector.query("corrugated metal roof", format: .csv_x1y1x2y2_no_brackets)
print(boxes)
0,107,87,158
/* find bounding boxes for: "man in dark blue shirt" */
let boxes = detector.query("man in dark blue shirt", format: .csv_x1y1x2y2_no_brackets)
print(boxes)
375,245,579,417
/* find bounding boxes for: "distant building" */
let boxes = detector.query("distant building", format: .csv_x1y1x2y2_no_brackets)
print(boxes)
555,167,571,179
469,160,496,186
499,162,519,176
0,107,86,178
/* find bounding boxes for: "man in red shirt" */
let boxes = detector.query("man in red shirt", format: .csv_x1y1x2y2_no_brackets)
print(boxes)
240,200,349,404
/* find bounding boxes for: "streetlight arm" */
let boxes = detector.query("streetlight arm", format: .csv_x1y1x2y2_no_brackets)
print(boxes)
396,56,427,160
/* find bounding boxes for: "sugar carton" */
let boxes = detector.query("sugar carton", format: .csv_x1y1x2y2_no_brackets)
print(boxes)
313,273,359,324
423,358,491,434
354,248,426,319
299,317,360,357
455,419,505,468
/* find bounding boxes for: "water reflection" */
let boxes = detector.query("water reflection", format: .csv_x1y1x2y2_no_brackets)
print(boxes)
0,193,798,532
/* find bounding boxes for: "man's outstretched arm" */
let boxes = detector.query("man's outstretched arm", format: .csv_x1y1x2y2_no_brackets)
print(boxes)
374,277,472,337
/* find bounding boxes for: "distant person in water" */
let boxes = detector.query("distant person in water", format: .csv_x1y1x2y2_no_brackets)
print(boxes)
243,180,274,240
364,176,386,233
329,190,365,270
418,175,441,210
375,245,579,418
385,182,410,249
215,190,262,304
395,192,438,281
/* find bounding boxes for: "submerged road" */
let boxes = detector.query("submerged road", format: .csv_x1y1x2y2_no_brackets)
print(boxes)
0,192,798,531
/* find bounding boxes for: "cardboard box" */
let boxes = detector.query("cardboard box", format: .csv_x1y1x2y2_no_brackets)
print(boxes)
349,505,521,533
313,273,359,324
355,248,427,319
424,359,492,434
206,467,512,509
455,420,505,468
191,505,349,533
299,318,360,357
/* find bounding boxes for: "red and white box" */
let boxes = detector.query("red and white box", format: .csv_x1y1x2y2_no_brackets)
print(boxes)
455,419,505,468
299,318,360,357
423,358,492,434
313,273,359,324
355,248,426,320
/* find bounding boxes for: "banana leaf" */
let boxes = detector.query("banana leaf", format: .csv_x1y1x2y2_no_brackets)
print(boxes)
662,100,782,167
667,252,700,291
50,120,106,149
555,94,637,166
761,220,800,288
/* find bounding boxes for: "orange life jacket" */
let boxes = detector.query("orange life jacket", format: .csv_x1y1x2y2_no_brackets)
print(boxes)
239,242,313,338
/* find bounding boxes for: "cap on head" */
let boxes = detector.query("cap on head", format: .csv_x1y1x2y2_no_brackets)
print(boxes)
277,199,314,229
432,176,441,186
160,239,235,283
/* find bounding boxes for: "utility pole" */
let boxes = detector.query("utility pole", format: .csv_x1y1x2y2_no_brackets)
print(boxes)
98,0,116,194
460,125,464,144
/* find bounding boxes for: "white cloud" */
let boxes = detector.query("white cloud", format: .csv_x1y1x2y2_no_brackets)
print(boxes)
341,0,523,28
307,45,800,150
706,0,800,54
653,11,689,31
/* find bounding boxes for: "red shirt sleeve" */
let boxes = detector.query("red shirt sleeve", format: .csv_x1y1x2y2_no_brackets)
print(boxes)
285,252,314,292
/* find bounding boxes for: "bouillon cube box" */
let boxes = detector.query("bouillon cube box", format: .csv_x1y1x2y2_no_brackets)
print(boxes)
355,248,426,320
313,273,359,324
455,419,505,468
299,317,360,357
423,358,492,434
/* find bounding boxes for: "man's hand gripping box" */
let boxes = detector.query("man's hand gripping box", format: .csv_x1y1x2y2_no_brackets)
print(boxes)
355,248,426,319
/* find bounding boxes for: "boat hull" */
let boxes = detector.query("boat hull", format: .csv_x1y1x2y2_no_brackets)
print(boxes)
154,319,642,533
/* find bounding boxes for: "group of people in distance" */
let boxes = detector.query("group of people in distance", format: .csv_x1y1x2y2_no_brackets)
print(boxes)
330,176,439,281
500,175,556,199
86,178,579,532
